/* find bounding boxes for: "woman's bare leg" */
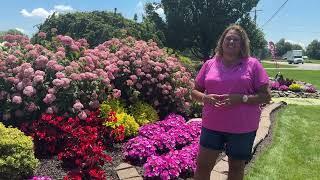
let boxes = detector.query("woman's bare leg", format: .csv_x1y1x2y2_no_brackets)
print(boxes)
228,158,246,180
194,146,221,180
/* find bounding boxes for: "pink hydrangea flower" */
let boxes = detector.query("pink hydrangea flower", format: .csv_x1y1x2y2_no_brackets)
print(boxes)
26,102,38,112
112,89,121,98
52,79,65,87
126,79,134,86
78,111,87,120
23,86,36,97
12,96,22,104
33,75,44,84
55,72,65,79
43,94,56,104
37,32,47,39
73,100,84,111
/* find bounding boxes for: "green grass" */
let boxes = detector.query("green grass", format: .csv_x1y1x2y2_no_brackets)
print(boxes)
272,98,320,105
262,62,296,68
245,105,320,180
266,69,320,89
304,59,320,64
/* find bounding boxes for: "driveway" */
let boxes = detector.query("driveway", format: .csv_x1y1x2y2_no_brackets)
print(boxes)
263,61,320,70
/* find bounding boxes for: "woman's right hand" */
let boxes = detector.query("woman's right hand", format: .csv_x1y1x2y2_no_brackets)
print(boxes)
203,94,222,106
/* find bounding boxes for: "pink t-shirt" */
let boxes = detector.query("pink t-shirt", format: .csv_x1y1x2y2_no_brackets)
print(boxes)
195,56,269,133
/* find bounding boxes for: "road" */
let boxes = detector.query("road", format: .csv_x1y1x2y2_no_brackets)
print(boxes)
263,61,320,70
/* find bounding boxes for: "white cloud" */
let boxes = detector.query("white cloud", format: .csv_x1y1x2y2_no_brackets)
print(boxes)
20,8,53,18
15,28,25,33
20,5,74,18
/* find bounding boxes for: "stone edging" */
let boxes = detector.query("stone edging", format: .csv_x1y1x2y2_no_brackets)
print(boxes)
116,102,285,180
115,162,142,180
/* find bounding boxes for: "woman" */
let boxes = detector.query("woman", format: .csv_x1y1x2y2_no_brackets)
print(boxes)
192,24,271,180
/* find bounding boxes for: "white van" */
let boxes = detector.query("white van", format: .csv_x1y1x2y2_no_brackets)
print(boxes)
287,50,304,64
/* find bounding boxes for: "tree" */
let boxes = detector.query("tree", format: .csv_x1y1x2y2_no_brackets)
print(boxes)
33,11,163,47
275,39,304,57
161,0,260,60
275,38,293,57
306,40,320,59
133,13,138,22
238,14,267,58
0,29,25,36
291,44,303,50
143,3,167,47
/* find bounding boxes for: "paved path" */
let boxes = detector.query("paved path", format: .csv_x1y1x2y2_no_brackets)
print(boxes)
115,102,285,180
263,61,320,70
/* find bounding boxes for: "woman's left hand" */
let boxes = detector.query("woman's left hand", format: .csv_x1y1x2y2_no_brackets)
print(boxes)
215,94,242,107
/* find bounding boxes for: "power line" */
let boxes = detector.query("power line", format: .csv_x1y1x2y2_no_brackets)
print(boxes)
262,0,289,28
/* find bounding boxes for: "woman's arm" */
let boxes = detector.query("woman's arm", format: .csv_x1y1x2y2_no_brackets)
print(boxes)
191,84,206,103
191,84,225,106
218,84,271,107
245,84,271,104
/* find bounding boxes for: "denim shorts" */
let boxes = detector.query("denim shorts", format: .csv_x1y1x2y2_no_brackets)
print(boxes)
200,127,257,161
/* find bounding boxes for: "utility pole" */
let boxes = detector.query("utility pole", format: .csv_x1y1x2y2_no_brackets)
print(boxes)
251,8,262,25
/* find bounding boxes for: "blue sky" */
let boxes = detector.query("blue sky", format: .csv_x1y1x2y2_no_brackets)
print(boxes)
0,0,318,48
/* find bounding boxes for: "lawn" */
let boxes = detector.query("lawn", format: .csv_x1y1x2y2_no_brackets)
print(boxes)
266,69,320,89
245,105,320,180
304,59,320,64
261,61,296,68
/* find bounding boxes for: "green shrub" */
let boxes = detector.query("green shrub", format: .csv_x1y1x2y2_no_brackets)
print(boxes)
100,99,126,118
129,101,159,126
0,122,39,179
189,101,203,118
116,112,139,137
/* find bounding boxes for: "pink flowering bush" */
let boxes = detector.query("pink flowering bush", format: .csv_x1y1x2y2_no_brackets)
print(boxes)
270,73,317,93
143,143,199,180
123,114,202,179
305,85,317,93
279,85,289,91
0,33,193,123
99,37,194,117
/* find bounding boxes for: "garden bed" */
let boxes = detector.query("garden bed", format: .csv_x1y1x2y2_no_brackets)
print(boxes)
271,90,320,99
33,143,124,180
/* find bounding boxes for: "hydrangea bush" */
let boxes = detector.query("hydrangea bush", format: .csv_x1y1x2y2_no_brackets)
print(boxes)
123,114,202,179
0,33,193,123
